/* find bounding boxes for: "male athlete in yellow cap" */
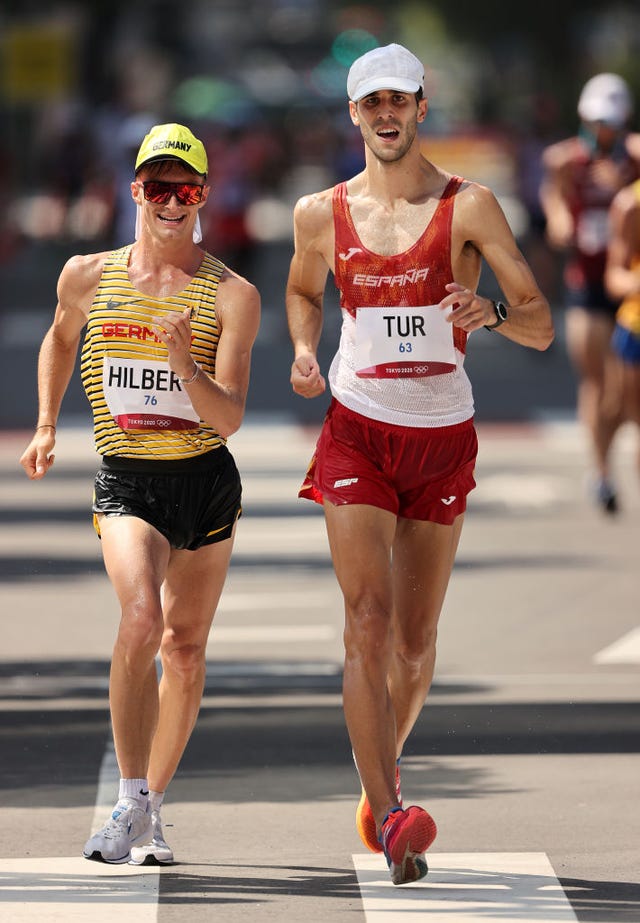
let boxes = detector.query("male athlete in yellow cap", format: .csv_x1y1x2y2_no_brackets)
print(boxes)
21,123,260,864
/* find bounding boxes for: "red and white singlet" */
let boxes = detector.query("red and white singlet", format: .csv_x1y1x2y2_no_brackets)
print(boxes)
329,175,474,428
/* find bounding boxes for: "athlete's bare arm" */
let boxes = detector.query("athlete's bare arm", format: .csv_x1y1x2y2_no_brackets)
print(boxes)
440,182,554,350
20,253,107,479
606,184,640,301
539,139,578,249
286,190,333,398
163,269,260,438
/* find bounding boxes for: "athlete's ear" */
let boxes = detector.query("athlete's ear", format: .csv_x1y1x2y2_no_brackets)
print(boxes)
131,180,143,204
349,100,359,126
417,98,428,123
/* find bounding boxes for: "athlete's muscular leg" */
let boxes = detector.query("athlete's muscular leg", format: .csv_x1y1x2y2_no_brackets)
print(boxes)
389,514,464,754
618,361,640,479
98,515,170,779
566,308,622,478
324,501,399,829
146,529,235,793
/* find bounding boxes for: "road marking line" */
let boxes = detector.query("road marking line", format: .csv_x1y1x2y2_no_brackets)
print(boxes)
0,857,159,921
471,475,563,508
594,627,640,664
218,591,338,611
353,852,577,921
92,741,119,832
208,625,336,643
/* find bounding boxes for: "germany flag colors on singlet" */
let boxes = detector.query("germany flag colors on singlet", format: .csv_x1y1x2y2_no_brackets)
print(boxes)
80,244,226,461
616,180,640,336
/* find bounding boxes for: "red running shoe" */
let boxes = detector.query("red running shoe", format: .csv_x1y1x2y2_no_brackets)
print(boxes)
355,762,402,853
380,805,437,885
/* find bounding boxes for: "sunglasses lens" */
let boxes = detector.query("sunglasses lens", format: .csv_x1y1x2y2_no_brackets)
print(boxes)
143,182,171,204
175,184,204,205
142,182,203,205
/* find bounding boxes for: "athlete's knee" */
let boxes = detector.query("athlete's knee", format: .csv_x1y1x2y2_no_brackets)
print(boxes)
116,599,163,660
344,594,392,658
160,635,206,683
394,625,437,674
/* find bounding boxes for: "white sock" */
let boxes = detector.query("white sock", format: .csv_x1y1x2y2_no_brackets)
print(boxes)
119,778,149,807
149,790,165,812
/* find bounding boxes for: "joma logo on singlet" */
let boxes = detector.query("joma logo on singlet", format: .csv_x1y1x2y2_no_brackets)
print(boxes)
101,323,161,342
352,268,430,288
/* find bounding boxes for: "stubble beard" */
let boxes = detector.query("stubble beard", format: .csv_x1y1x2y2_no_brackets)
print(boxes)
363,120,417,165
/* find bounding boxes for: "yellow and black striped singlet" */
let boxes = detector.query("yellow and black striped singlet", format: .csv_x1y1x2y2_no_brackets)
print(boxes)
616,180,640,336
80,244,226,460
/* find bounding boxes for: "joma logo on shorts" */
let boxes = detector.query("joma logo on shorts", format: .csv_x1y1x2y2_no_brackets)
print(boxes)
334,477,359,488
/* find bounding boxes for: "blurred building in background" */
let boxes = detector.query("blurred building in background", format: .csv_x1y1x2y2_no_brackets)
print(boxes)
1,0,639,427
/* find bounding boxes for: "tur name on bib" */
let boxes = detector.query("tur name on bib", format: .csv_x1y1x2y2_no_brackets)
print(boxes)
355,304,456,378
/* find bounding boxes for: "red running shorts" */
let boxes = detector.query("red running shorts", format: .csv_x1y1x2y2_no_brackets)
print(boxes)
299,399,477,525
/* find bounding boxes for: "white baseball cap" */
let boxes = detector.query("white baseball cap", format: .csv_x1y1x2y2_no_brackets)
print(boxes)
577,73,633,127
347,43,424,102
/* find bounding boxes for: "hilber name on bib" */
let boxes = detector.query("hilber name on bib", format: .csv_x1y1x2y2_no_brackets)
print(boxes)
103,357,200,431
355,305,456,378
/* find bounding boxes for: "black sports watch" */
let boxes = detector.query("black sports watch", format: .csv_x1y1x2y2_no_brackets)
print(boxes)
484,300,508,330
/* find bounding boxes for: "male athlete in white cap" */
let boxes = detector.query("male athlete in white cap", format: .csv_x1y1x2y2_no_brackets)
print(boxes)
286,43,553,885
541,75,640,513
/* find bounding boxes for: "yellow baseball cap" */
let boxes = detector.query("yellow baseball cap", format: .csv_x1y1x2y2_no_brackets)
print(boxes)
135,123,208,176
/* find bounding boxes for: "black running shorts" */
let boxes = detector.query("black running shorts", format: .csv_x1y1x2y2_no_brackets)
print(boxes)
93,447,242,550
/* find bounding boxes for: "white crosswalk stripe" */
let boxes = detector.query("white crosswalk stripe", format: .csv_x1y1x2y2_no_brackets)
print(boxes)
353,852,577,921
594,626,640,664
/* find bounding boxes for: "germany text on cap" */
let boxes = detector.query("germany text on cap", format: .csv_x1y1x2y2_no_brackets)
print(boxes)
347,43,424,102
135,124,208,176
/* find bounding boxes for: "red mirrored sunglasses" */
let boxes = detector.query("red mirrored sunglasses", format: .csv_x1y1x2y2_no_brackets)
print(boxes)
141,180,205,206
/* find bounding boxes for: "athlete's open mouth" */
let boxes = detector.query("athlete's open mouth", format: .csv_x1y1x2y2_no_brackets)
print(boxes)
377,128,400,140
158,214,186,226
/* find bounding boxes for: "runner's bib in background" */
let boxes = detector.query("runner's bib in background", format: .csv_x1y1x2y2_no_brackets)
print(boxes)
103,357,200,431
355,305,456,378
576,207,609,255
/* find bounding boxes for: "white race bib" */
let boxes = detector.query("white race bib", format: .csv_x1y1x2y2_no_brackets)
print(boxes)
103,357,200,431
355,305,456,378
576,208,609,255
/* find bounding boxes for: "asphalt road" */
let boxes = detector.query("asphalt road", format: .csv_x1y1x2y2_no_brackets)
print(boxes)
0,418,639,922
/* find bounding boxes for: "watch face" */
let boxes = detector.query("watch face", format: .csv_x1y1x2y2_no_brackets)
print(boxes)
485,301,507,330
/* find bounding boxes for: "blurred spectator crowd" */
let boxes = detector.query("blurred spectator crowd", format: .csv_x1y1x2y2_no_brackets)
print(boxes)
1,0,639,304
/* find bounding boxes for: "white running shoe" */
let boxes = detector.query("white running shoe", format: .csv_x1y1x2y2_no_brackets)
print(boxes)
129,809,174,865
83,798,152,864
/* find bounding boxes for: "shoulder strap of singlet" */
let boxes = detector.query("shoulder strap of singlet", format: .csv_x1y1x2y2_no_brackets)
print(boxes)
98,245,224,289
333,181,347,205
104,243,133,268
198,250,226,282
440,174,464,201
332,175,464,214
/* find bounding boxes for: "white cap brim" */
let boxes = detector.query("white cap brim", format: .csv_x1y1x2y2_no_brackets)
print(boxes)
350,76,421,102
579,102,628,126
